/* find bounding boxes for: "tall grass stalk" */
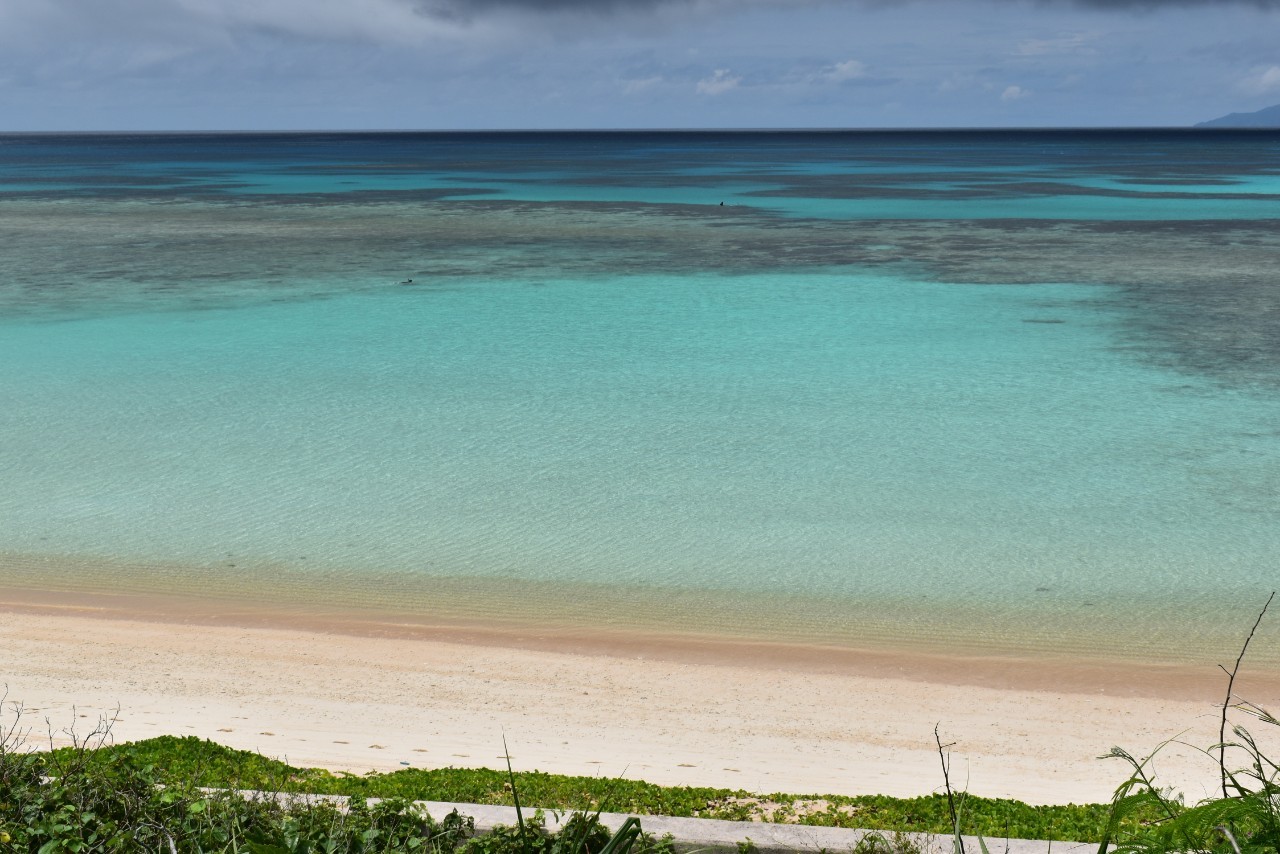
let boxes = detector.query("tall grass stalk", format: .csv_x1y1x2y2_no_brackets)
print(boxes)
1099,592,1280,854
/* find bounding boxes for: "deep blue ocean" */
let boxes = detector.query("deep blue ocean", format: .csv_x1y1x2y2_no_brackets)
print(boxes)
3,130,1279,663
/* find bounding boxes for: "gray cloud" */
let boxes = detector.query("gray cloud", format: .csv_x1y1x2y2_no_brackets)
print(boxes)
408,0,1280,14
409,0,714,25
400,0,1280,36
1,0,1275,88
1061,0,1280,7
418,0,672,11
2,0,1275,57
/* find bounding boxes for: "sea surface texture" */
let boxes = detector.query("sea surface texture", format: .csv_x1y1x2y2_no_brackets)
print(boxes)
3,131,1279,663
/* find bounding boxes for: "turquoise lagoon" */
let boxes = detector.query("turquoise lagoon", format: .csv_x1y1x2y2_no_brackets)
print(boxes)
2,131,1279,664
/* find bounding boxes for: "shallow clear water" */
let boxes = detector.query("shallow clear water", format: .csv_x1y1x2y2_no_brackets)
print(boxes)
3,130,1280,663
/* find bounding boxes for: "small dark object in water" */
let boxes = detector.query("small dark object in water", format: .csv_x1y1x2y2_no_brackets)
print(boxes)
400,278,414,284
1022,318,1065,324
719,201,724,206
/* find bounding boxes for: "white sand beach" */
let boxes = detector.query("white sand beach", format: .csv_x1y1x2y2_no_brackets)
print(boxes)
4,587,1276,807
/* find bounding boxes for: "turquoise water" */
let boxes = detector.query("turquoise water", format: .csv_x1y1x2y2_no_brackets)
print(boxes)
3,131,1280,662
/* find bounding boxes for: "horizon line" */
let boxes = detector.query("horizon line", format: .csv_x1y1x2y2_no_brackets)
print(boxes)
6,124,1279,135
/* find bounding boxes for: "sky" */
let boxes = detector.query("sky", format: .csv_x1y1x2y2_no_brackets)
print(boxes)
1,0,1279,130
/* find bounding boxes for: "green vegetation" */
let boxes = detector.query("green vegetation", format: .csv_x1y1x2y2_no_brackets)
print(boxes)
1094,593,1280,854
0,724,676,853
22,735,1115,842
0,707,1273,853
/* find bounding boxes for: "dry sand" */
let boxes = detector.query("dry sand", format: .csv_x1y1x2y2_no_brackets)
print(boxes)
2,587,1278,807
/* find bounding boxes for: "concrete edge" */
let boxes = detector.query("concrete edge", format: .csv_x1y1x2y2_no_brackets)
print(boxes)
218,790,1095,854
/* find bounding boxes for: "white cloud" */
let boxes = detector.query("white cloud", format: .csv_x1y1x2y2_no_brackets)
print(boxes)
696,67,740,95
622,75,663,94
792,58,867,87
1239,65,1280,95
937,73,976,94
1016,32,1097,56
821,59,866,82
1001,84,1030,101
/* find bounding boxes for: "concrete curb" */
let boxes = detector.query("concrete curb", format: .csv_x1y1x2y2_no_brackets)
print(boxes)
226,791,1095,854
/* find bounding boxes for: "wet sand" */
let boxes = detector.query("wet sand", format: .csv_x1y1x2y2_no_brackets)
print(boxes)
4,585,1278,806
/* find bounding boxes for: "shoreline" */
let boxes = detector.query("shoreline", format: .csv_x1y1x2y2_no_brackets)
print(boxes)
5,551,1280,672
0,582,1267,700
5,584,1280,806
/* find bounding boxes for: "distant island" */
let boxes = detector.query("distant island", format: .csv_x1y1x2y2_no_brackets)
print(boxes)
1196,103,1280,127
